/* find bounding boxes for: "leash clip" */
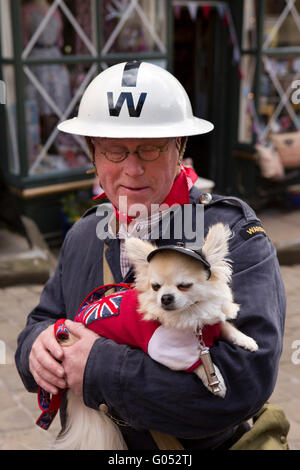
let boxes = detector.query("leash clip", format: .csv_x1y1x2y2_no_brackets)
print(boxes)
196,327,221,395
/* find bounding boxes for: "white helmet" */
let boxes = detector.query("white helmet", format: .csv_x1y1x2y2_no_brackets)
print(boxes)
58,61,214,138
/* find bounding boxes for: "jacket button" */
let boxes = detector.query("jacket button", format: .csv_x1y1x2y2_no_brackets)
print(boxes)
199,193,212,204
99,403,108,413
280,436,287,444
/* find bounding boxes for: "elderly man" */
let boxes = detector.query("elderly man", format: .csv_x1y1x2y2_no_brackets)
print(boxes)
15,62,286,450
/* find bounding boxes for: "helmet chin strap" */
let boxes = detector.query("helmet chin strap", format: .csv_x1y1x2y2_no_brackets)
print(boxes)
176,137,188,175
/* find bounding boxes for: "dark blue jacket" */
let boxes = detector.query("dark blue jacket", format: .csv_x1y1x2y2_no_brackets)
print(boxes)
15,187,286,449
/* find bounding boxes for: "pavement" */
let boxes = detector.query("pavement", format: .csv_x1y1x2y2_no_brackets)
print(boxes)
0,208,300,450
259,207,300,265
0,216,57,288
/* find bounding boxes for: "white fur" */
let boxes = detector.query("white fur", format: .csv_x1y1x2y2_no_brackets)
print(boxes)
53,390,127,450
125,223,258,399
51,333,128,450
124,224,240,330
54,223,258,448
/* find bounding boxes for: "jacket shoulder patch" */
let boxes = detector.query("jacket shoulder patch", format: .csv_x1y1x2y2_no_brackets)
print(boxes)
240,222,267,240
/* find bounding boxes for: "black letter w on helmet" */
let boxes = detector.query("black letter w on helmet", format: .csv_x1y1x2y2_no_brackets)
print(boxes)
107,92,147,118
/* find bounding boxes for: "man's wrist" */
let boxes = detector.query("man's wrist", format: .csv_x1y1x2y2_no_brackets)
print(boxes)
82,336,109,409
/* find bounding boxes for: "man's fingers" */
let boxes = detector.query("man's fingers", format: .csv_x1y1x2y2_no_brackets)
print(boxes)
29,324,66,392
35,359,66,388
31,338,64,377
30,354,66,388
64,320,86,338
30,358,61,395
34,375,60,396
41,332,64,361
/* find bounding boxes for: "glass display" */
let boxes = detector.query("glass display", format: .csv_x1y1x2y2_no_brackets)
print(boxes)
24,62,98,175
263,0,300,48
239,0,300,146
21,0,97,57
259,56,300,138
102,0,166,54
2,0,169,179
20,0,97,175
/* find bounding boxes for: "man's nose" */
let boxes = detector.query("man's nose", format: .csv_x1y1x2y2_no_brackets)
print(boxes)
123,152,145,176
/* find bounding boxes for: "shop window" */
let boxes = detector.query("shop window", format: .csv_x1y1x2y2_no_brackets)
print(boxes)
239,0,300,147
259,55,300,138
260,0,300,142
263,0,300,48
0,0,169,184
21,0,97,57
23,61,98,175
20,0,98,175
102,0,166,54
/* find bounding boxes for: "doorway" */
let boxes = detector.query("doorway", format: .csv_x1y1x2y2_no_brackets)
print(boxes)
173,6,220,185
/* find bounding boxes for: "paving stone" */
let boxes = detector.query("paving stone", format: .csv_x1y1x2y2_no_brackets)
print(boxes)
0,387,16,410
0,425,60,450
0,407,34,433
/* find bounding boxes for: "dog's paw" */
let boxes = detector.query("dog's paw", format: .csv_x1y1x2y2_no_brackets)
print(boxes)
195,364,227,398
220,322,259,353
232,332,259,352
240,335,259,352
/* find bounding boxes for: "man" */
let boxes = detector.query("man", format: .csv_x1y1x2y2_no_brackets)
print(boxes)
15,62,286,450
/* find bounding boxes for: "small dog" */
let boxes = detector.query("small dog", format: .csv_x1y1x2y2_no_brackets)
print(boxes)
53,222,258,450
124,222,258,398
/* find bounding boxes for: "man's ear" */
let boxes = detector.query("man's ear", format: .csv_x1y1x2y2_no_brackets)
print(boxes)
175,137,182,151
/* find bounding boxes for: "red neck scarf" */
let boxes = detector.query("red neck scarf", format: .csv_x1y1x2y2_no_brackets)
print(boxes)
94,165,198,224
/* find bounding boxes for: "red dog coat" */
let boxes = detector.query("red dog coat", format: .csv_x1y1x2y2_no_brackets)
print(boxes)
36,284,220,430
75,283,220,372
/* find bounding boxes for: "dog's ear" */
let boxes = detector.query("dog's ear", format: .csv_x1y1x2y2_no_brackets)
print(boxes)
124,238,157,268
201,223,232,282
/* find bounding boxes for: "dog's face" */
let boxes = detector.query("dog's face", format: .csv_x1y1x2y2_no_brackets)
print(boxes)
146,251,208,312
124,223,237,329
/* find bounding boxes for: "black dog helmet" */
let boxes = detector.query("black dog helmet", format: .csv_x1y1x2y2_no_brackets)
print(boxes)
147,243,211,280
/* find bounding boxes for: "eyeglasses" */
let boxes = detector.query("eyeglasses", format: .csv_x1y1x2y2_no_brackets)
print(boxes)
98,139,174,163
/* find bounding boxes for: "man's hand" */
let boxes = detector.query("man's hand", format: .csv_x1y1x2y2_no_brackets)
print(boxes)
29,324,66,395
61,320,99,396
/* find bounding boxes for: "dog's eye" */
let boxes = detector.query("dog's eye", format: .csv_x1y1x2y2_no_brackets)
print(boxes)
151,283,161,292
177,283,193,291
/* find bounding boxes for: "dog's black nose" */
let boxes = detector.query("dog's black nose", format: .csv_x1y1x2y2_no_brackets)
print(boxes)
161,294,174,306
